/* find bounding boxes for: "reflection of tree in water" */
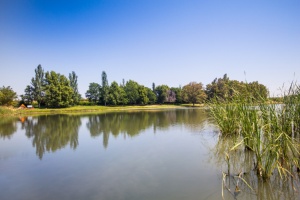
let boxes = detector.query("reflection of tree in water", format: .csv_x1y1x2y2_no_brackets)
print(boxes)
0,117,18,139
86,109,208,148
211,135,300,199
22,115,81,159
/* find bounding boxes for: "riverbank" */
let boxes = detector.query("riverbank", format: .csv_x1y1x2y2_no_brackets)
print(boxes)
0,104,205,116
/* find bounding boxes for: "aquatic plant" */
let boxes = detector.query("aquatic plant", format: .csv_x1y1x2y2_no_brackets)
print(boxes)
209,83,300,180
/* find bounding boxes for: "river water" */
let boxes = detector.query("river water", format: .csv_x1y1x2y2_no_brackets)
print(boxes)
0,109,299,200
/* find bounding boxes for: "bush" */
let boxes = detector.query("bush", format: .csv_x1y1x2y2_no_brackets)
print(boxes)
0,86,17,106
78,100,96,106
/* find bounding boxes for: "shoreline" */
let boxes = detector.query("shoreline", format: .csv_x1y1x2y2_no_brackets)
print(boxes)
0,104,205,116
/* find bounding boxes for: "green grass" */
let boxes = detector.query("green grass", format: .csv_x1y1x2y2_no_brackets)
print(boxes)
0,104,195,116
0,106,12,115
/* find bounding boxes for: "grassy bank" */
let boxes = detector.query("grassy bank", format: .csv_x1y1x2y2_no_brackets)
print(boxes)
0,104,200,116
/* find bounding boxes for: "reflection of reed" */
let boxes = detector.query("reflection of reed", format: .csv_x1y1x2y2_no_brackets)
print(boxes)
213,135,300,199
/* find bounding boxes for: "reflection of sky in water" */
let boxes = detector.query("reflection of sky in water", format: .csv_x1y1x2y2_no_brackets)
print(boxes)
1,109,296,199
0,110,222,200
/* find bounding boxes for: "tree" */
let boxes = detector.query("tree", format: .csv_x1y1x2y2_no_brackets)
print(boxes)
119,83,128,105
85,82,101,104
101,71,109,106
108,81,125,105
21,85,34,105
171,87,183,104
155,85,169,104
0,86,17,106
44,71,74,108
137,85,149,105
205,74,269,102
124,80,139,104
205,74,230,101
247,81,269,100
165,89,176,103
146,87,157,104
182,82,206,106
69,71,81,105
152,82,156,92
31,65,45,107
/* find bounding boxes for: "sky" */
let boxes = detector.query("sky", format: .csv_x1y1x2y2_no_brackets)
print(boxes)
0,0,299,97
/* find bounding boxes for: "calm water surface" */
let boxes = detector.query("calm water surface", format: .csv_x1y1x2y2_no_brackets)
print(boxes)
0,109,299,200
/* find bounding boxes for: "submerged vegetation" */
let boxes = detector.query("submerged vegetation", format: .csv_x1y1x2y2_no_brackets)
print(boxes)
209,82,300,197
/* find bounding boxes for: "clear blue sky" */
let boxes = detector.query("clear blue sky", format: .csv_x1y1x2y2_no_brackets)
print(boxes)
1,0,299,97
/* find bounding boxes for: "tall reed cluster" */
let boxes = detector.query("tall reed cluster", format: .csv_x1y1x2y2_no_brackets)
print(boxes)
209,83,300,180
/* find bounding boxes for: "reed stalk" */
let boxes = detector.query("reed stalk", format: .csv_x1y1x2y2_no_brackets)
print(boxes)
209,83,300,180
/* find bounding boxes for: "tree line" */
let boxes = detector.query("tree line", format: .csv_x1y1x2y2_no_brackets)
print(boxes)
0,65,269,107
85,71,268,106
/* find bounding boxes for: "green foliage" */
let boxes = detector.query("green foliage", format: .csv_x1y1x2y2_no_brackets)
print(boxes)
124,80,140,104
146,87,157,104
171,87,183,104
182,82,206,106
0,107,12,115
78,99,94,106
100,71,109,106
21,85,34,105
206,74,268,102
209,84,300,180
69,71,81,105
155,85,169,104
31,64,45,107
108,81,126,105
44,71,74,108
137,85,149,104
0,86,17,106
85,82,101,104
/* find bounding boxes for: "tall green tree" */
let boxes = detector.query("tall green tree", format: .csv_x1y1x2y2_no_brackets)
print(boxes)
137,85,149,105
31,65,45,107
85,82,101,104
0,86,17,106
44,71,74,108
124,80,139,104
69,71,81,105
205,74,230,101
182,82,206,106
146,87,157,104
101,71,109,106
21,85,34,105
119,83,128,105
155,85,169,104
152,82,156,92
108,81,124,105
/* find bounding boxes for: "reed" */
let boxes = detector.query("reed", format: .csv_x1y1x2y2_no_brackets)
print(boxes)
209,83,300,180
208,99,241,136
